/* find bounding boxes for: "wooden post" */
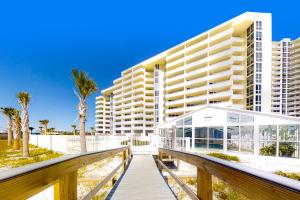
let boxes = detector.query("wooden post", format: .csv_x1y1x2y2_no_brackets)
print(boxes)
158,151,162,172
122,149,127,171
197,167,212,200
54,170,77,200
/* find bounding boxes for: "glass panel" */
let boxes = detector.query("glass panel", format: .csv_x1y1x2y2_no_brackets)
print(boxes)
227,140,239,152
241,141,254,153
227,112,239,123
279,142,299,158
184,127,192,138
241,126,254,140
184,116,192,125
279,125,299,141
176,128,183,137
227,126,239,140
194,139,207,148
259,125,277,141
176,119,183,126
240,114,254,123
209,127,223,139
259,141,276,156
209,140,223,150
195,127,207,138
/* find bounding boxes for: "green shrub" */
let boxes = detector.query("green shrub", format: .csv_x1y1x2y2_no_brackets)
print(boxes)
207,152,240,162
260,144,276,156
279,143,295,157
275,171,300,181
260,143,296,157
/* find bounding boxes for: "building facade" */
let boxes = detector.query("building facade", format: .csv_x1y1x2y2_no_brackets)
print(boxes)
96,12,274,135
271,37,300,117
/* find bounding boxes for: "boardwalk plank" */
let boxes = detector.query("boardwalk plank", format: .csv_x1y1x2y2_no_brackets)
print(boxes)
110,155,176,200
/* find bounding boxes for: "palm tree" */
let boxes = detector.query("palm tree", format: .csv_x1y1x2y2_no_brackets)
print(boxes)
39,126,43,134
17,92,31,157
39,120,49,135
71,124,77,135
72,69,98,152
90,126,95,135
29,127,34,134
49,127,55,135
13,109,21,150
0,107,15,146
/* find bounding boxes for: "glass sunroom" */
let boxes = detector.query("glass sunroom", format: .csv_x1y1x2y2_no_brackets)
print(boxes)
159,106,300,159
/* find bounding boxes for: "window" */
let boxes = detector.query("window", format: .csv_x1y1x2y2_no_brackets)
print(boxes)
195,127,207,138
227,126,239,152
256,52,262,62
256,63,262,73
241,126,254,153
184,116,192,125
256,74,262,83
240,115,254,123
227,113,239,123
176,128,183,137
194,127,207,149
209,127,224,150
278,125,299,158
256,21,262,30
176,119,183,126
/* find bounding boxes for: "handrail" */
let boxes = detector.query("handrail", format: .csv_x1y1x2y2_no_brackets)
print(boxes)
0,145,131,200
158,147,300,200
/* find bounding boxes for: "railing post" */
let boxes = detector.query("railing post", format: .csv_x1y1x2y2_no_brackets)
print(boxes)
197,167,212,200
122,149,127,171
54,170,77,200
158,150,163,172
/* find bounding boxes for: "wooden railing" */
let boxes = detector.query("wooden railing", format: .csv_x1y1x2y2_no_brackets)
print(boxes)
158,148,300,200
0,146,131,200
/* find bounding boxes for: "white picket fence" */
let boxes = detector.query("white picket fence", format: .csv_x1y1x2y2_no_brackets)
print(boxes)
29,134,160,154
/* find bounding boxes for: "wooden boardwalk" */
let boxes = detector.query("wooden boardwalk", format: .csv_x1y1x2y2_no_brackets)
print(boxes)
109,155,176,200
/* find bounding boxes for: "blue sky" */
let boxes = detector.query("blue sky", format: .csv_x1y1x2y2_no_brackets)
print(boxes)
0,0,299,131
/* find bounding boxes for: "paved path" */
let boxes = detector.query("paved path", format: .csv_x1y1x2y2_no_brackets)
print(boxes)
110,155,176,200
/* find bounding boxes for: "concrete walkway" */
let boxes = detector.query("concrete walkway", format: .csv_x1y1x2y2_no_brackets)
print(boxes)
110,155,176,200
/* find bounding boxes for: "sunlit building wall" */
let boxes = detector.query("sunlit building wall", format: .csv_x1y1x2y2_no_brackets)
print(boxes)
95,12,273,135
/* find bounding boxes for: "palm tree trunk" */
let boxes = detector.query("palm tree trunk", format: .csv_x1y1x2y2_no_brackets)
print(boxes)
13,138,20,150
79,100,87,153
7,119,13,146
22,110,30,157
44,125,48,135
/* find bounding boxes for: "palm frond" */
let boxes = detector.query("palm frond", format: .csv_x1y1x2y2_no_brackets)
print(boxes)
72,69,98,100
39,119,49,125
17,92,31,107
1,107,15,118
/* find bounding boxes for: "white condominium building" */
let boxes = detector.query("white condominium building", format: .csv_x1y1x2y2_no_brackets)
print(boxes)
271,37,300,117
95,96,111,134
95,12,273,135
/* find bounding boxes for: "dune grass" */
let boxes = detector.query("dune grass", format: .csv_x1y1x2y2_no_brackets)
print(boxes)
207,152,240,162
275,170,300,181
0,140,62,168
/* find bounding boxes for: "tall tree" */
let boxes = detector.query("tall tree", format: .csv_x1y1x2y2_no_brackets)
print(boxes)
39,126,43,134
13,109,21,150
29,127,34,134
90,126,95,135
39,120,49,135
1,107,15,146
17,92,31,157
71,124,77,135
72,69,97,153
